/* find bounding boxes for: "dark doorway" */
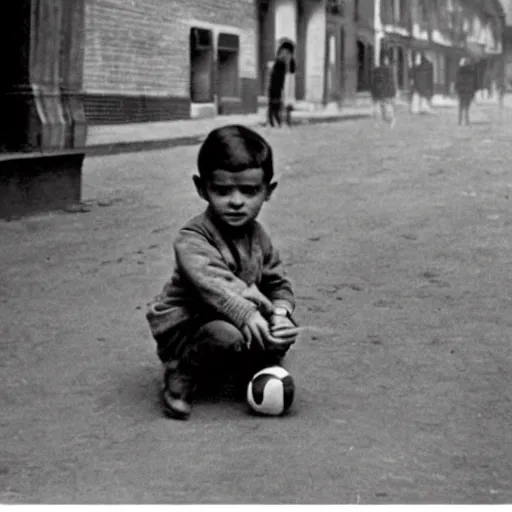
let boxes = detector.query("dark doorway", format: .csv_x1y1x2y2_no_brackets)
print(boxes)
217,33,240,100
190,27,213,103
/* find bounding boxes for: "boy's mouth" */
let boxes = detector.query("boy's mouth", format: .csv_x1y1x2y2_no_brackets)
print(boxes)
223,212,248,224
224,212,246,218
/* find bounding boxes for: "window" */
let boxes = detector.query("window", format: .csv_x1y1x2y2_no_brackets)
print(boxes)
217,33,240,99
190,28,213,103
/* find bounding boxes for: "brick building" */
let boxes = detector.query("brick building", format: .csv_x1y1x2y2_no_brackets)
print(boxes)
0,0,364,155
84,0,259,123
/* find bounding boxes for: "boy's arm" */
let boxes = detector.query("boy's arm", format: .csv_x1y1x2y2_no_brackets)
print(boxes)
174,228,258,330
259,230,295,315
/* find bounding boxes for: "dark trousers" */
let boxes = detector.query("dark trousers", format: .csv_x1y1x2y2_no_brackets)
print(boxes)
267,99,282,127
458,95,472,125
161,318,287,392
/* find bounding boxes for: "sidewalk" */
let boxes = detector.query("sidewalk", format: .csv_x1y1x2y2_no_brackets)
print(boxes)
429,92,512,108
85,104,373,156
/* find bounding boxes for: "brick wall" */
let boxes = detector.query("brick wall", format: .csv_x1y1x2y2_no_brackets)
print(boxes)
83,0,257,123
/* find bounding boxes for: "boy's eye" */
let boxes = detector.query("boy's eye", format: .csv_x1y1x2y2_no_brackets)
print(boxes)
210,185,262,197
211,186,231,196
239,186,261,196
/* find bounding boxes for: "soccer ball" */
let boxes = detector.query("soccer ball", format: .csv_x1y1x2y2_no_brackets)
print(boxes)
246,366,295,416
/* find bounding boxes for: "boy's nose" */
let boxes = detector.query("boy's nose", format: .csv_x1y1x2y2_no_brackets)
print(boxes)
229,191,244,208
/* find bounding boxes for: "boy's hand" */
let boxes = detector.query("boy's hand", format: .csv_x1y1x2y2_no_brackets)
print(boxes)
270,314,299,345
242,311,282,351
241,284,274,317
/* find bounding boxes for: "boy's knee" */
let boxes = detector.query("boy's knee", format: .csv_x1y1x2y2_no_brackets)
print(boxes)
195,320,244,349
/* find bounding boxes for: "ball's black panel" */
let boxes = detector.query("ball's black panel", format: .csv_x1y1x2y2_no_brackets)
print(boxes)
282,375,295,412
251,374,273,405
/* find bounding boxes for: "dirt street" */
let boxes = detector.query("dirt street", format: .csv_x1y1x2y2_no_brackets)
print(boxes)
1,105,512,503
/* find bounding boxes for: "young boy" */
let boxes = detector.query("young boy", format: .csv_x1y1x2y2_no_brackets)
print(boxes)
146,125,298,420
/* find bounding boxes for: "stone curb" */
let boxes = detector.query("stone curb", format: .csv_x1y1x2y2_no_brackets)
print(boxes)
85,112,372,158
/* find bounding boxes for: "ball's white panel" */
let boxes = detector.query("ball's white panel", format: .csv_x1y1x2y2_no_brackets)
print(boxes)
260,379,285,415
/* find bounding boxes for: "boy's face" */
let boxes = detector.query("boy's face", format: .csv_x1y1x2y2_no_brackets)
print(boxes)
194,168,277,230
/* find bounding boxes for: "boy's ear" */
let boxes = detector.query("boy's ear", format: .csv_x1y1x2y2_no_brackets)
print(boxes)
193,175,207,200
266,181,278,201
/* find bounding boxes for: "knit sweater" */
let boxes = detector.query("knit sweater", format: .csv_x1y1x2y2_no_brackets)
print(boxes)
146,208,295,342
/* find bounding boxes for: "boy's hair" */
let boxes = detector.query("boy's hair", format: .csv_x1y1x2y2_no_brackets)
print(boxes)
197,125,274,183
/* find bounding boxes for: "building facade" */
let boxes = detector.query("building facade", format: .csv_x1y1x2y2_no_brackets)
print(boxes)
1,0,367,155
356,0,505,96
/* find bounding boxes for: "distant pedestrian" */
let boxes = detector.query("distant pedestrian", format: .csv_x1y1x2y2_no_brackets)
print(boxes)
267,41,294,128
410,54,434,113
455,57,477,125
370,55,397,127
146,125,299,420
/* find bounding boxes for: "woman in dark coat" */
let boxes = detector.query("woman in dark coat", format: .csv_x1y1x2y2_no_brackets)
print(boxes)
455,58,477,125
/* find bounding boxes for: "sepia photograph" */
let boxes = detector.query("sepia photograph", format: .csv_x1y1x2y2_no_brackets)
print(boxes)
1,0,511,506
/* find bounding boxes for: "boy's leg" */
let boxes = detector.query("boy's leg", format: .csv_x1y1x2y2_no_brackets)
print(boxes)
182,320,245,379
458,98,463,125
161,319,245,419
